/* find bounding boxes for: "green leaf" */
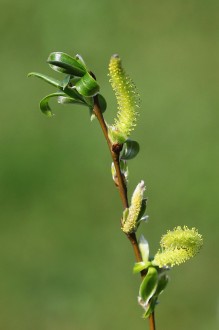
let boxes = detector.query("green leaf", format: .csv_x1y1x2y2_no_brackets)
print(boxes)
47,52,87,76
142,272,169,318
143,296,158,319
155,273,169,296
83,96,94,108
97,94,107,113
57,96,87,107
88,94,107,121
63,85,84,101
139,267,158,303
75,54,87,70
121,208,129,225
28,72,62,88
39,92,66,116
75,72,100,96
121,139,140,160
137,199,147,223
61,75,72,89
133,262,147,274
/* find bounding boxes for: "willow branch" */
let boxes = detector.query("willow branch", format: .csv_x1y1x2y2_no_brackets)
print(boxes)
93,95,128,209
93,95,155,330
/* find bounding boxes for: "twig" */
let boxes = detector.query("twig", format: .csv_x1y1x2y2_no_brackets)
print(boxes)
93,95,156,330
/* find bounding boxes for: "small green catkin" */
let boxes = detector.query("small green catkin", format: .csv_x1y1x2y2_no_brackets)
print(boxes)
153,226,203,267
108,54,140,143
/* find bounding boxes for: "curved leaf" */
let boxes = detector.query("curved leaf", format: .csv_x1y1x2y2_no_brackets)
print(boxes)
28,72,62,88
39,92,66,116
75,54,87,70
75,72,100,96
155,273,169,296
57,96,87,107
83,96,94,108
63,85,84,101
139,267,158,303
138,199,147,220
121,139,140,160
133,261,147,274
47,52,87,76
97,94,107,113
143,296,158,319
61,74,71,89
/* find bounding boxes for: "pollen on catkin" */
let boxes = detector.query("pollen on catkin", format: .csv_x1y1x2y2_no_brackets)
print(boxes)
108,54,140,144
122,181,145,234
153,226,203,267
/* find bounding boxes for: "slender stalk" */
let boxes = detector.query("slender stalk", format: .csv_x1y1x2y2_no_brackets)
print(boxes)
149,311,156,330
93,96,128,209
93,96,156,330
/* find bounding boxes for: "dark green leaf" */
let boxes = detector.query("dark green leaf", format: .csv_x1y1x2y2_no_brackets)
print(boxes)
47,52,87,76
75,72,100,96
83,96,94,108
57,96,87,107
63,85,84,101
97,94,107,113
143,296,158,319
155,273,169,296
28,72,62,88
120,140,140,160
136,199,147,223
39,92,66,116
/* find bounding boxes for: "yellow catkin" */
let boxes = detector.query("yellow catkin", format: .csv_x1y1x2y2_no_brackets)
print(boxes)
154,226,203,268
122,181,145,234
108,55,140,143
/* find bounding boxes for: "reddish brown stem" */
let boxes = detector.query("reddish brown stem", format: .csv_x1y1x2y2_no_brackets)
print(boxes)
93,95,155,330
149,311,156,330
93,96,128,209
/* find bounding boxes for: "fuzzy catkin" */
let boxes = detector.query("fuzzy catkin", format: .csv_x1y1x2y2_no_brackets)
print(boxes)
108,55,140,142
154,226,203,267
122,181,145,234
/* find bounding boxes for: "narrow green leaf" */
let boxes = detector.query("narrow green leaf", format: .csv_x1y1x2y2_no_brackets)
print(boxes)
121,140,140,160
155,273,169,296
121,208,129,225
39,92,66,116
47,52,87,76
75,72,100,96
142,273,169,318
57,96,87,107
28,72,62,88
97,94,107,113
75,54,87,70
139,267,158,303
143,296,158,319
88,94,107,121
83,96,94,108
63,85,84,101
133,262,147,274
61,75,72,89
137,198,147,223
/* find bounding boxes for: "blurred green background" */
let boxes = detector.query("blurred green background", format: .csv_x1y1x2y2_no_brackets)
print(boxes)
0,0,218,329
